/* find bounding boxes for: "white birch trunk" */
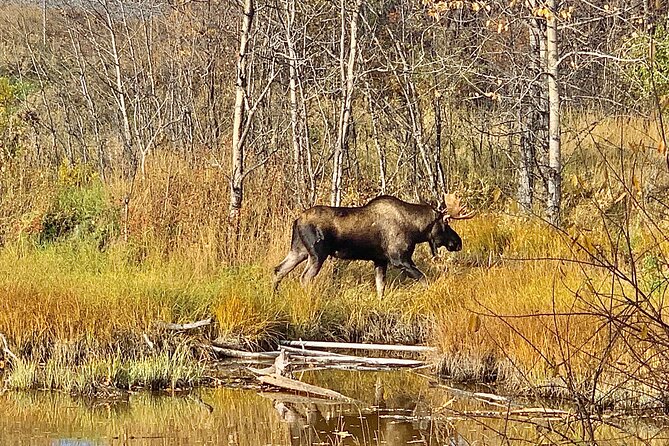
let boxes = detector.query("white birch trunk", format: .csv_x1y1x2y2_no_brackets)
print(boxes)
331,0,364,207
364,82,386,194
230,0,254,219
518,23,541,211
104,5,134,177
283,0,304,205
546,0,561,225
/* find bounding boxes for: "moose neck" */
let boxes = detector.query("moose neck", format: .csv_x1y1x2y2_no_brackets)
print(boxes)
413,205,441,242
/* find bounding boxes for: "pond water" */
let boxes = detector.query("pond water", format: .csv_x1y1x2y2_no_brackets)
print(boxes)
1,368,668,445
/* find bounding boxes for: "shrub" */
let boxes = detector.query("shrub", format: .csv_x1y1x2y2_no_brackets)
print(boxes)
624,25,669,100
39,164,119,247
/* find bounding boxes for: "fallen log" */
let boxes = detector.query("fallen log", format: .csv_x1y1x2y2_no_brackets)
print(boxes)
257,373,354,402
248,365,276,376
279,345,347,357
507,407,572,417
457,407,572,420
154,318,212,331
280,340,436,353
208,345,279,360
438,383,511,407
289,354,424,368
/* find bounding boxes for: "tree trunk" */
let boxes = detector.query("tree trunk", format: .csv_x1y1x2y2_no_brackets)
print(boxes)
230,0,254,220
332,0,364,207
391,37,437,200
518,106,535,211
283,0,307,207
546,0,561,225
518,23,541,211
70,30,106,182
104,4,134,179
364,81,386,194
434,90,445,195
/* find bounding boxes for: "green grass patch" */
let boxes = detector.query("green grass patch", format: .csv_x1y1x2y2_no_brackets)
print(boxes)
6,348,205,393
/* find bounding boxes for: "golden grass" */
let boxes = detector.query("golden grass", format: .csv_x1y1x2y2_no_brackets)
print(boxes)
0,190,660,398
431,260,593,377
7,348,204,393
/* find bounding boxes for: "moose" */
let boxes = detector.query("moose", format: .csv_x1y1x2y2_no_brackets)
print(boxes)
272,194,474,297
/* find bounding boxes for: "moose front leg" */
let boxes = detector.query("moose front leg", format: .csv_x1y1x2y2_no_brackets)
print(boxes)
390,256,426,284
429,240,439,257
374,261,388,298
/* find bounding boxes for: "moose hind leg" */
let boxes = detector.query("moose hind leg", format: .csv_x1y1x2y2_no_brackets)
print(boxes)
301,255,326,285
297,223,328,286
374,261,388,298
273,249,307,291
273,220,309,291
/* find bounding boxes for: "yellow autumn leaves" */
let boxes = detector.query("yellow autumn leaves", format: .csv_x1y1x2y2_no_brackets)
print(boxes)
532,5,574,20
425,0,575,23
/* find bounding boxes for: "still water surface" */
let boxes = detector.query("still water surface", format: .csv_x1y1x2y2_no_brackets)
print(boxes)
1,369,668,445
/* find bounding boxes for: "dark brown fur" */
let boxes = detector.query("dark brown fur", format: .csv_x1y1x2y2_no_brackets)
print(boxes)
273,195,463,297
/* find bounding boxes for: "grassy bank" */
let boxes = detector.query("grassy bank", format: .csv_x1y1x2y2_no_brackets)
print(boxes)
0,209,630,401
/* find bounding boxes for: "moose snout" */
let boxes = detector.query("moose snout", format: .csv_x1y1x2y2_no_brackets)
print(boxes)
446,239,462,252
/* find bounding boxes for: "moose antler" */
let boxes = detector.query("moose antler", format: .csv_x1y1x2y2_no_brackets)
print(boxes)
442,193,476,220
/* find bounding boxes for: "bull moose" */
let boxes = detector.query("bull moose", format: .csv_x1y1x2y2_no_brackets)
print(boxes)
272,194,474,297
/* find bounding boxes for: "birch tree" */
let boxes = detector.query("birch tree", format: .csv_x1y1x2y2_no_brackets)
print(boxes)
230,0,254,220
331,0,364,207
545,0,561,226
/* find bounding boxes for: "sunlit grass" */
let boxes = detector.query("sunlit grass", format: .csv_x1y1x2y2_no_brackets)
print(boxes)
0,209,656,396
6,348,204,393
0,240,215,358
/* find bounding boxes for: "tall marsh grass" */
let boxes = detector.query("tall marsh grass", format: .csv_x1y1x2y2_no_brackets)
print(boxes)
7,348,204,393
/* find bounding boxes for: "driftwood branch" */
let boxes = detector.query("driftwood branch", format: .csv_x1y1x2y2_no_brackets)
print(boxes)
289,354,424,368
0,333,18,363
208,345,279,360
257,373,355,402
279,345,347,357
259,391,347,406
143,333,155,351
154,318,212,331
453,407,573,421
280,340,436,353
437,383,511,407
203,339,431,371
